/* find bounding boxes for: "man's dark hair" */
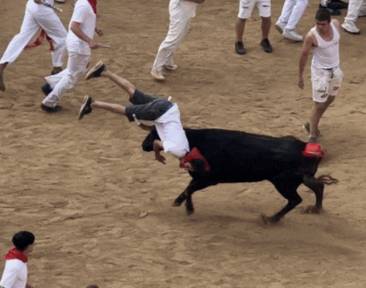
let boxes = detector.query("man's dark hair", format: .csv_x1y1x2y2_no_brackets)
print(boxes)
12,231,35,251
315,8,331,22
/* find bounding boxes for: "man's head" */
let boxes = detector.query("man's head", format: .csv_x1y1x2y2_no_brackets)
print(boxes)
315,8,331,33
12,231,35,255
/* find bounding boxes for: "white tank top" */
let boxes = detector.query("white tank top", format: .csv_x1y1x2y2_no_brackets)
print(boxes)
311,22,340,69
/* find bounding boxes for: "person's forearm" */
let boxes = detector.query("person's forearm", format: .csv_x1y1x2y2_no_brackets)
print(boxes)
70,22,92,45
299,54,308,78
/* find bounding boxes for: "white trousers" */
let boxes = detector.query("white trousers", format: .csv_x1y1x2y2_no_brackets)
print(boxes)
277,0,308,30
152,2,194,72
0,5,66,67
345,0,366,22
42,52,90,107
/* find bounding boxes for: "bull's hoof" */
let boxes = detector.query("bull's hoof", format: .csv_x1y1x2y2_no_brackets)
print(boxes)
172,199,182,207
303,205,322,214
186,208,194,216
260,214,279,225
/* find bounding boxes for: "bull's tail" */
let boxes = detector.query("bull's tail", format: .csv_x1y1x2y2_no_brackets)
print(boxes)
317,174,338,185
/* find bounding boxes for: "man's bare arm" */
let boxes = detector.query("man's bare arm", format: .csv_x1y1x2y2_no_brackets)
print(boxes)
298,32,314,89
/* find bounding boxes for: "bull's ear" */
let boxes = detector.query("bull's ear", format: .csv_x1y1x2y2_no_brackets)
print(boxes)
141,127,160,152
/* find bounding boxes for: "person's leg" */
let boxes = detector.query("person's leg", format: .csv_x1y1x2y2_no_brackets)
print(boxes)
235,0,254,55
342,0,363,33
42,53,89,109
151,15,192,80
258,0,272,52
261,17,271,40
101,70,136,97
92,100,126,115
0,10,40,91
35,10,67,73
285,0,308,31
277,0,296,29
235,18,246,42
309,97,334,141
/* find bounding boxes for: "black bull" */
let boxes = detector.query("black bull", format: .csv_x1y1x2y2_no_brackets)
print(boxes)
142,128,333,223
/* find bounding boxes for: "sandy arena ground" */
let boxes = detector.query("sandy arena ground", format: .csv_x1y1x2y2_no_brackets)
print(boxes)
1,0,366,287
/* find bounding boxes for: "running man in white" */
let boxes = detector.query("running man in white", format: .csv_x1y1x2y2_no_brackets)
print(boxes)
275,0,308,42
299,8,342,143
151,0,205,81
235,0,273,55
341,0,366,34
0,0,67,92
41,0,104,112
0,231,35,288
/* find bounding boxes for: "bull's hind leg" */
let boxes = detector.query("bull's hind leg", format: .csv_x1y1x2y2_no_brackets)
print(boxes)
302,175,324,214
173,179,212,216
262,176,303,224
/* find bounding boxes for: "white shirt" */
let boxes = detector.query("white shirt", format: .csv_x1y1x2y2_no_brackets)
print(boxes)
27,0,56,14
311,21,340,69
170,0,198,18
155,104,190,158
66,0,96,55
0,260,28,288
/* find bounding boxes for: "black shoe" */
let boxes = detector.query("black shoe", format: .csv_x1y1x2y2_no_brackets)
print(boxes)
41,83,53,96
85,61,105,80
235,41,246,55
260,38,273,53
41,103,62,113
79,95,93,120
329,0,348,9
319,4,341,15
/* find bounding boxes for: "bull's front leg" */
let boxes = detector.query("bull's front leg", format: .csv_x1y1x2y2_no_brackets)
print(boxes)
172,179,212,215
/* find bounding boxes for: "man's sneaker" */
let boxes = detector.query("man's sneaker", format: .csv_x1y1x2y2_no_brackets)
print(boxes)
341,21,360,34
41,83,53,96
164,64,178,71
235,41,246,55
41,103,62,113
85,61,106,80
283,29,303,42
150,69,165,81
275,22,286,34
79,95,93,120
260,39,273,53
51,67,62,75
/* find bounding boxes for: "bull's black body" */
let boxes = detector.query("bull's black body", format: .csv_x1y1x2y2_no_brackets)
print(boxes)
142,128,324,223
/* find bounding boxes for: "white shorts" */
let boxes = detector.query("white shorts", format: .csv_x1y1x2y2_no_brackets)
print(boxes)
238,0,271,19
311,66,343,103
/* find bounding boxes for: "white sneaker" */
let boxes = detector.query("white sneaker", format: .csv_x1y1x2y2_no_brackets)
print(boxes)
341,21,360,34
275,22,286,34
163,64,178,71
150,69,165,81
282,29,303,42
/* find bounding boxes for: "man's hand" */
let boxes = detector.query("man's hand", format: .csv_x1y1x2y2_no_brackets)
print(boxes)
155,151,166,165
153,140,165,164
95,28,103,37
298,76,304,89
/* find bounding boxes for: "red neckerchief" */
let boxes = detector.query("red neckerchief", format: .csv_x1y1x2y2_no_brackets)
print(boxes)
5,248,28,263
87,0,97,14
180,147,211,172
